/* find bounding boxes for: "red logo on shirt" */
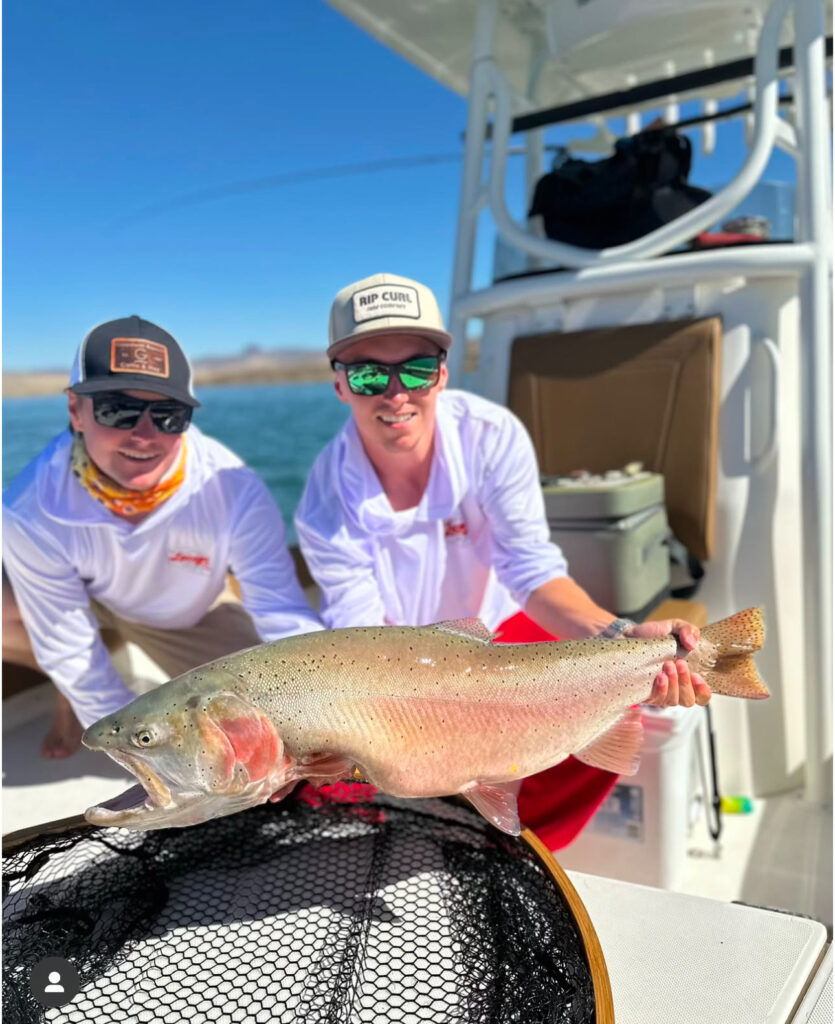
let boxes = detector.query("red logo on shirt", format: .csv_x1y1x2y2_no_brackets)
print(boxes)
444,519,468,539
169,551,211,571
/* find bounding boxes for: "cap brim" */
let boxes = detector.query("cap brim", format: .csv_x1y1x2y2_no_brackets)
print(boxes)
327,326,452,362
69,376,201,408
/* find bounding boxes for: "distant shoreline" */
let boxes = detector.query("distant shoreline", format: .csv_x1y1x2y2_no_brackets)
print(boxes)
4,343,478,398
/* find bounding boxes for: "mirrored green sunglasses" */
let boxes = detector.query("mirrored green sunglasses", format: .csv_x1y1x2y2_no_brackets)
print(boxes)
332,354,444,397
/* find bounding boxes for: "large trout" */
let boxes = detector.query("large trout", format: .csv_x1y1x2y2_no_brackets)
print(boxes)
83,609,767,834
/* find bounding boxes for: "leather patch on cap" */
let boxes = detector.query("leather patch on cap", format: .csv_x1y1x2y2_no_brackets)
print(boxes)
110,338,169,378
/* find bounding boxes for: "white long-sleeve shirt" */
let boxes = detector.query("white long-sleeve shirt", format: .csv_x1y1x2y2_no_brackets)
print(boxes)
295,389,567,631
3,426,322,727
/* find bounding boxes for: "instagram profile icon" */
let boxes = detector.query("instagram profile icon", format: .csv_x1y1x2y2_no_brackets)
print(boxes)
30,957,80,1008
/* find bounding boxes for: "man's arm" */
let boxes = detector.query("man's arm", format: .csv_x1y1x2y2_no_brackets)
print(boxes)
2,511,137,727
525,575,621,640
227,473,324,640
479,413,709,708
294,469,387,629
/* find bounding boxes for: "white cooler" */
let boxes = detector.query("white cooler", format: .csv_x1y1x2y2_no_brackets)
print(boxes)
556,704,704,889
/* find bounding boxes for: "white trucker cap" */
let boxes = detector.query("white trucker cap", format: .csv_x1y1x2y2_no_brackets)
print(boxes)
327,273,453,362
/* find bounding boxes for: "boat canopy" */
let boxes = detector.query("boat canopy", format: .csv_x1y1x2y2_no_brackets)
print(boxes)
325,0,824,116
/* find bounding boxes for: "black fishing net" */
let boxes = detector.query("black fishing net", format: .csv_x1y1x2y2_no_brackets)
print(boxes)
3,785,598,1024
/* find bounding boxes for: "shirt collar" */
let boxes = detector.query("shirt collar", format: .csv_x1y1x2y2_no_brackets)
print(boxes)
337,392,468,537
336,389,471,536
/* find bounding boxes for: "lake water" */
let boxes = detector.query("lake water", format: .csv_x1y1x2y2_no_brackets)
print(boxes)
2,383,350,544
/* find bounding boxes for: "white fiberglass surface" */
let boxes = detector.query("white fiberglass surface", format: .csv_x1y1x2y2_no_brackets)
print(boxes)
325,0,814,108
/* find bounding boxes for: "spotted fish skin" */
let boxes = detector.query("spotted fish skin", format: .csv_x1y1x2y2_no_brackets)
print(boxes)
210,626,666,793
82,610,767,832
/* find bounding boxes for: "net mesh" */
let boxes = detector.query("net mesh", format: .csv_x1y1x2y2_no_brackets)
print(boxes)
3,785,597,1024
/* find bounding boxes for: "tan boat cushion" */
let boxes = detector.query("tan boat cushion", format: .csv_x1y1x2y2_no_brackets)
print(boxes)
508,317,721,562
645,598,708,629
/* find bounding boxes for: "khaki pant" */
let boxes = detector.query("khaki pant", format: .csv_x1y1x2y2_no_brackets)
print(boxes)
92,584,262,680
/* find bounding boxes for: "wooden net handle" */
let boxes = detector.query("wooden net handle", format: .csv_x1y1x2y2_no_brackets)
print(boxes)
3,812,92,851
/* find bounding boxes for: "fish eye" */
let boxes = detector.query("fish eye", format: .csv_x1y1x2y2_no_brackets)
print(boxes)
131,727,159,748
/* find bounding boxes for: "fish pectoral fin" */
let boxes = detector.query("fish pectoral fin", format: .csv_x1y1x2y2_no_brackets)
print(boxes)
461,780,523,835
297,752,356,785
433,618,495,643
574,706,644,775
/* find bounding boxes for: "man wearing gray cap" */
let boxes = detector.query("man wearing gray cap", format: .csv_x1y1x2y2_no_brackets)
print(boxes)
295,273,708,848
4,316,321,758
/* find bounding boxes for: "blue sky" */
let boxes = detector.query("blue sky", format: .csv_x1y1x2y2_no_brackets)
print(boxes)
4,0,796,372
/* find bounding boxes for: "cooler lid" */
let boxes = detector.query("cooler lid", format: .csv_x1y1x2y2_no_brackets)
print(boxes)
543,468,665,521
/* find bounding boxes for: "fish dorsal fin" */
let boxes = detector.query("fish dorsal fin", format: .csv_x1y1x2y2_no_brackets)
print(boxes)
574,707,644,776
433,618,495,643
461,780,522,835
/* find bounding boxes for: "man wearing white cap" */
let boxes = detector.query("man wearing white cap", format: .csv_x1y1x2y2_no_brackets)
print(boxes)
295,273,709,849
4,315,322,758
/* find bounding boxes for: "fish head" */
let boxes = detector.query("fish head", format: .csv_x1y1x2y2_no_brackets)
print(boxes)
82,683,292,830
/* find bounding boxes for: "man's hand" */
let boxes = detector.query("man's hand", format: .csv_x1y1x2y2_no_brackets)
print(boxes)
624,619,711,708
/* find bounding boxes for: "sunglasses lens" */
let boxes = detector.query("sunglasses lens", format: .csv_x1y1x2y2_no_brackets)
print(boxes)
91,394,191,433
398,357,440,390
149,404,192,434
346,365,391,396
341,355,442,396
91,396,144,430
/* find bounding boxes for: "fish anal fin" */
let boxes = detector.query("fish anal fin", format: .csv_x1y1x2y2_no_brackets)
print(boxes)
434,618,495,642
574,707,644,776
461,780,522,835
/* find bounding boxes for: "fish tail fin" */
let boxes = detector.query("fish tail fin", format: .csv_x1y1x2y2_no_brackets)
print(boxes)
689,608,769,699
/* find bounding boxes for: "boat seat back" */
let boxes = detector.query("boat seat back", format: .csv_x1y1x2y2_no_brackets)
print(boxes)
508,316,721,562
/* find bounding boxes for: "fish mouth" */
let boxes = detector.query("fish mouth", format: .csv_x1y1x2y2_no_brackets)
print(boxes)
85,749,175,827
89,783,150,816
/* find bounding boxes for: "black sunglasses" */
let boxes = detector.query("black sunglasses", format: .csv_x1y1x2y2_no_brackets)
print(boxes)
332,353,445,397
90,392,193,434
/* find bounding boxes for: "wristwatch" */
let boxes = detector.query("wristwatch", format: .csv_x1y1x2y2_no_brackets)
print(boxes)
599,617,636,639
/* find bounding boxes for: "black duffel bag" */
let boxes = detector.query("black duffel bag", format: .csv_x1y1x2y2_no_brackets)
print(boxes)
528,128,712,249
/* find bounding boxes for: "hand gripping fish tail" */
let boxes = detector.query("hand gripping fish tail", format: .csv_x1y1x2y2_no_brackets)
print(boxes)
686,607,769,700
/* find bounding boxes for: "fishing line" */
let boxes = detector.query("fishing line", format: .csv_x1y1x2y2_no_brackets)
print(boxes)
114,153,464,227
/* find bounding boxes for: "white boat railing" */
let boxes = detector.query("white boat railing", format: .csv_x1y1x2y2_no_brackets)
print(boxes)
452,244,816,319
484,0,793,268
448,0,828,384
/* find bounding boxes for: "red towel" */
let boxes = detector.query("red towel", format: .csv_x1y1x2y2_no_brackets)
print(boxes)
494,611,618,850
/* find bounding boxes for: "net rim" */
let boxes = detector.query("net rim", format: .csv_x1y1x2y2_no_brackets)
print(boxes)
521,827,615,1024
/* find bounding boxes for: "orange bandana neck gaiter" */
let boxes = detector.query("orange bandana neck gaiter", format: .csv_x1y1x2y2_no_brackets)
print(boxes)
70,433,187,517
